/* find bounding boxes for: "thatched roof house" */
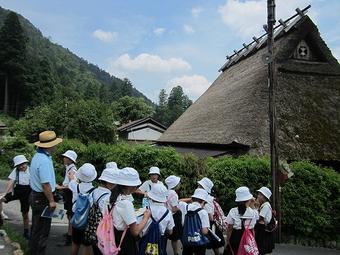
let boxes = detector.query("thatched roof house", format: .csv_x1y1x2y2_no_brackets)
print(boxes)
158,10,340,162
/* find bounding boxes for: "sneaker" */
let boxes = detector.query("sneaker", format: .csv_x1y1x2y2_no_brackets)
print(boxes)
1,212,8,220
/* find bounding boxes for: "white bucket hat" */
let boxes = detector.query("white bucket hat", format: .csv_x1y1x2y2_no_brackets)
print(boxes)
149,166,160,175
235,186,253,202
99,168,120,184
76,163,97,183
197,177,214,194
116,167,142,186
106,162,118,170
257,187,272,200
62,150,78,163
191,188,209,202
165,175,181,190
148,183,168,203
13,155,29,167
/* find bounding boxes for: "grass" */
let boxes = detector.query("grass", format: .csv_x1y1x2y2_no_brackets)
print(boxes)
1,222,29,254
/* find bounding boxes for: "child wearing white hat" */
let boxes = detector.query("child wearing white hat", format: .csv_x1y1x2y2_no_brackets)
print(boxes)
139,183,174,254
110,167,151,255
224,186,258,255
135,166,164,198
0,155,30,239
165,175,182,255
255,187,274,255
182,188,210,255
56,150,78,245
85,167,120,254
68,163,97,255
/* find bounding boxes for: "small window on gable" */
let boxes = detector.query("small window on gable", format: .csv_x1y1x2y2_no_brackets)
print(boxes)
292,39,325,62
293,40,310,60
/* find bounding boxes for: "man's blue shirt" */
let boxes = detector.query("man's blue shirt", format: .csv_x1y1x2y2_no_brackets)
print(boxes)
29,148,56,192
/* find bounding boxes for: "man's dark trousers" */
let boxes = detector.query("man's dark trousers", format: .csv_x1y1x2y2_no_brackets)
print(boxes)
29,191,52,255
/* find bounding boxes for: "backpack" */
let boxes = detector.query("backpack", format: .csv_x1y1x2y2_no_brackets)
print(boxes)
265,209,278,233
97,205,127,255
182,206,209,247
139,209,169,255
213,200,228,233
83,191,109,245
237,220,259,255
70,185,95,230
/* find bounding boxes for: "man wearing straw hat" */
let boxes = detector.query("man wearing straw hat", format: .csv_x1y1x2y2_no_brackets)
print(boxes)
29,130,62,255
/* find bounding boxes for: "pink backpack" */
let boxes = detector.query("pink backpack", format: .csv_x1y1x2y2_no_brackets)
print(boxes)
237,220,259,255
97,206,127,255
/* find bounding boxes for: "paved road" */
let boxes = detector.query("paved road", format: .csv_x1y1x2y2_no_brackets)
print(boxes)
1,180,339,255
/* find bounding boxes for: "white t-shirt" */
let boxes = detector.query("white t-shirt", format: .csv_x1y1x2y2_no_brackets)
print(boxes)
259,202,272,225
112,194,137,231
141,202,174,236
204,195,214,216
62,164,77,186
226,207,258,230
183,202,210,229
69,180,94,212
91,186,111,215
166,189,179,212
8,167,30,185
139,180,164,193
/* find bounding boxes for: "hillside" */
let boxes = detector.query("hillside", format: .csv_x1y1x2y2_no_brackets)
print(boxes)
0,6,153,116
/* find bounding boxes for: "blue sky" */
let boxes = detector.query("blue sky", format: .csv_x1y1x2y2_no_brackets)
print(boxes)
0,0,339,102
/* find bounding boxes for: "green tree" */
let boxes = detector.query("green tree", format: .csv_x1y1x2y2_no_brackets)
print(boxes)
112,96,153,124
153,89,168,126
0,11,28,116
165,86,192,126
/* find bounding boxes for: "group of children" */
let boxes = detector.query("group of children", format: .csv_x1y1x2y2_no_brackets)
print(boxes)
0,152,275,255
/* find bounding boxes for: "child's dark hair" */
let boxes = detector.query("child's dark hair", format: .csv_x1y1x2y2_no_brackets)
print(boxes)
192,197,205,204
110,185,124,204
237,201,247,216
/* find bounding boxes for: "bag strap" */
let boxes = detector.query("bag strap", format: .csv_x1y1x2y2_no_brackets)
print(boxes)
96,192,109,204
117,227,128,251
86,187,96,194
16,168,19,184
77,184,80,194
152,209,169,224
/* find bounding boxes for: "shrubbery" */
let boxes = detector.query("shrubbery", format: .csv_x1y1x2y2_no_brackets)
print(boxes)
0,137,339,245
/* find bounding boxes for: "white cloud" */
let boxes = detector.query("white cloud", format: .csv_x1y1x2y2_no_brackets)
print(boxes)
92,29,117,42
168,74,211,99
183,24,195,34
154,27,166,35
218,0,316,38
109,53,192,73
191,7,203,17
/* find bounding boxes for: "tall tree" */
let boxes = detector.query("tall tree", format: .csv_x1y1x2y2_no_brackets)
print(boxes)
153,89,168,125
166,86,192,126
0,11,28,116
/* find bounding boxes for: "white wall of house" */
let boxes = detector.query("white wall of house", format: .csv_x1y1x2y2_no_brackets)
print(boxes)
127,127,163,141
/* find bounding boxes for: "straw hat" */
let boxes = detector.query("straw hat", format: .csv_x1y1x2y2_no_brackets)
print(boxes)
34,131,62,148
62,150,77,163
13,155,29,167
148,183,168,203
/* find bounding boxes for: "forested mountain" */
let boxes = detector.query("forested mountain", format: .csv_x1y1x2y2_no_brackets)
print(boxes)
0,7,153,117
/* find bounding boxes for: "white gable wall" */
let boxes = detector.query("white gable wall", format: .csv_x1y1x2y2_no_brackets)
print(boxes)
127,127,163,141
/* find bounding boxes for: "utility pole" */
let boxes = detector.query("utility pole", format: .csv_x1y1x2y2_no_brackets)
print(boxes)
267,0,281,242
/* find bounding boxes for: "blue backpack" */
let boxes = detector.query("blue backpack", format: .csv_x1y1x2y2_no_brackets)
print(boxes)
182,206,209,247
70,185,96,230
139,209,169,255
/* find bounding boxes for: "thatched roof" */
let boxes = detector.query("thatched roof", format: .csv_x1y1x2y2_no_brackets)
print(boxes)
158,14,340,161
118,117,166,132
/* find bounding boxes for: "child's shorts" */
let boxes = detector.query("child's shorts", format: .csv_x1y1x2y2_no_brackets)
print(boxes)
3,185,31,213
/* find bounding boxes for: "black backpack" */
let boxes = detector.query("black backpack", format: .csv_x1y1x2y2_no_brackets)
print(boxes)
83,191,109,245
265,209,278,232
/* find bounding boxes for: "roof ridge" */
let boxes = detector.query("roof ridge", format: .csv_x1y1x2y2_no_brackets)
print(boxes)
219,5,311,72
